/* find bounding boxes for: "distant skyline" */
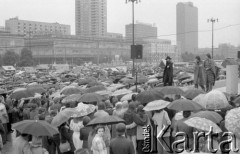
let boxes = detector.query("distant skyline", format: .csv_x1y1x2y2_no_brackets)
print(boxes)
0,0,240,48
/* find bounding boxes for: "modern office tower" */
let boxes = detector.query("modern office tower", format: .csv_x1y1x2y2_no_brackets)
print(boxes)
177,2,198,53
75,0,107,37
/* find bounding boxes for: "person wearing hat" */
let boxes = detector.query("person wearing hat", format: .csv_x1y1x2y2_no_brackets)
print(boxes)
163,56,173,86
204,53,216,92
110,123,135,154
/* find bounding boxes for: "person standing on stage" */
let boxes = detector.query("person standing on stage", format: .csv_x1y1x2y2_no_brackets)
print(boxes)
163,56,174,86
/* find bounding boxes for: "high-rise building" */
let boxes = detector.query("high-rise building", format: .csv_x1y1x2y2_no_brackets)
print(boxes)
5,17,71,36
75,0,107,37
177,2,198,54
125,21,157,42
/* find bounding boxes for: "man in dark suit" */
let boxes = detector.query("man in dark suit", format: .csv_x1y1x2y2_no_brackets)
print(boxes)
110,123,135,154
163,56,173,86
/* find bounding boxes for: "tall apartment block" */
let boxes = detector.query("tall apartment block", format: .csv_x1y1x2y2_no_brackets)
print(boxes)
5,17,71,36
176,2,198,53
75,0,107,37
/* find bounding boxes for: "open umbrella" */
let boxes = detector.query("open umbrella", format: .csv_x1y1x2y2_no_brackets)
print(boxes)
143,100,170,111
62,94,82,104
51,108,77,127
120,93,138,101
167,99,203,111
10,88,35,100
156,86,185,95
85,86,106,93
177,72,191,80
192,94,206,108
111,89,132,97
202,90,229,110
225,107,240,138
61,86,82,95
87,81,103,88
87,115,125,126
72,103,96,117
136,90,164,105
191,111,223,123
79,93,103,103
184,88,205,100
0,88,7,95
147,78,159,84
13,120,59,137
184,117,222,133
27,86,46,94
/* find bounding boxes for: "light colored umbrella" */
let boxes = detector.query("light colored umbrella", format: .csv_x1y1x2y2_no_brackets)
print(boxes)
185,117,222,133
60,86,82,95
202,90,229,110
167,99,203,111
147,78,159,84
62,94,82,104
72,103,96,117
111,89,132,97
192,94,206,108
120,93,138,101
13,120,59,137
143,100,170,111
95,90,112,96
225,107,240,138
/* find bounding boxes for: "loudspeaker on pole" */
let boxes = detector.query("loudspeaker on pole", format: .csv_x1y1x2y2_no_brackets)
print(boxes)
131,45,143,59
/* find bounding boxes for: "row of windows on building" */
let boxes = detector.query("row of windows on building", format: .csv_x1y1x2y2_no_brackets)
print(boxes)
17,23,67,30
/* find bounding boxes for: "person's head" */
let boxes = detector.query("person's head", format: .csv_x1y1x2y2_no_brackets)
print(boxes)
97,102,106,110
82,116,91,126
183,111,191,118
21,133,30,141
131,94,137,102
95,125,105,137
166,56,172,62
128,102,136,112
195,56,201,63
116,123,126,136
164,97,171,102
206,53,211,59
115,102,123,111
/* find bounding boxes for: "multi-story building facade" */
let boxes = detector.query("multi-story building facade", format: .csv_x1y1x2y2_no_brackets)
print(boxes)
75,0,107,37
177,2,198,54
5,17,71,36
125,22,157,42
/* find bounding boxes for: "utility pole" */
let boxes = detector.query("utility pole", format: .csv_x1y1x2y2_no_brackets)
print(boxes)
208,18,218,59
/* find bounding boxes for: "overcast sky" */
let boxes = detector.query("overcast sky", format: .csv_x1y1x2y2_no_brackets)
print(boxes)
0,0,240,48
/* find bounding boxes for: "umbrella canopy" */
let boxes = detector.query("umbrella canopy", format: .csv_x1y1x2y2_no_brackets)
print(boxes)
156,86,185,96
191,111,223,123
192,94,206,108
12,120,59,137
61,94,82,104
10,88,35,100
78,78,94,85
0,88,7,94
51,108,77,127
184,88,205,100
60,86,82,95
184,117,222,133
147,78,159,84
85,85,106,93
202,90,229,110
79,93,103,103
143,100,170,111
72,103,96,117
177,72,191,80
87,81,103,88
167,99,203,111
225,107,240,138
120,93,138,101
95,90,112,96
87,115,125,126
27,86,46,94
136,90,164,105
111,89,132,97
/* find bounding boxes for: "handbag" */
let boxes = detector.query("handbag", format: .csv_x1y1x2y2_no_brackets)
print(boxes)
59,134,71,153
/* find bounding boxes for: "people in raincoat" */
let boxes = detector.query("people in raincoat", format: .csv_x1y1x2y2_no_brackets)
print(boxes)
163,56,173,86
194,56,206,91
204,53,216,92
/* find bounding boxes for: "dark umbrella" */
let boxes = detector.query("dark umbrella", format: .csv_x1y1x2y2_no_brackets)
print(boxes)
184,88,205,99
136,90,164,105
177,72,191,81
10,88,35,100
79,93,103,103
87,115,125,126
12,120,59,137
87,81,103,88
167,99,203,111
27,86,46,94
62,94,82,104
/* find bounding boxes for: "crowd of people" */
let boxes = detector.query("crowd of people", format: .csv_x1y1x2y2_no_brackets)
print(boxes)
0,54,238,154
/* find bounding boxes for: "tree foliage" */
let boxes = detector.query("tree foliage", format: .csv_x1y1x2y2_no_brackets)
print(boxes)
19,48,35,66
2,50,19,66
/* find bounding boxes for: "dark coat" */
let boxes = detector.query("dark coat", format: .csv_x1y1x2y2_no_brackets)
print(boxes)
163,61,173,85
194,61,206,86
110,136,135,154
59,125,75,152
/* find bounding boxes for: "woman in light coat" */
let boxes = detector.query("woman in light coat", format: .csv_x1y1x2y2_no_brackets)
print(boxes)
194,56,206,91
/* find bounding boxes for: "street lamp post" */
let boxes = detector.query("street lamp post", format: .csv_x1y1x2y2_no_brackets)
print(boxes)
126,0,140,92
208,18,218,59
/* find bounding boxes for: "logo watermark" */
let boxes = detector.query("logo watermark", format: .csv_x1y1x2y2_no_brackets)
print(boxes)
142,125,151,153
